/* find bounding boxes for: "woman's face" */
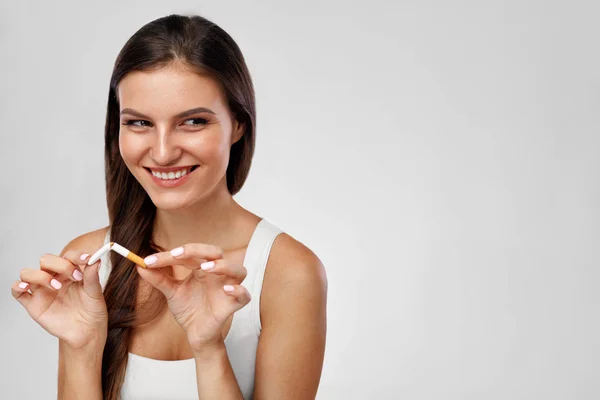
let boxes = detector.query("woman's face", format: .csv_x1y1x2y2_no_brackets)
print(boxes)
117,64,243,210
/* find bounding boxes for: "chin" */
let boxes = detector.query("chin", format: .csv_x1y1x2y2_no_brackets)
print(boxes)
147,192,198,211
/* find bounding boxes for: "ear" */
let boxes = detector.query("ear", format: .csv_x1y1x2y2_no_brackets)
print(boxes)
231,119,245,144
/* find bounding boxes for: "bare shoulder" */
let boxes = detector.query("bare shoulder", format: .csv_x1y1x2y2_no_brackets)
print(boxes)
265,232,327,292
260,232,328,318
59,226,110,256
253,231,327,398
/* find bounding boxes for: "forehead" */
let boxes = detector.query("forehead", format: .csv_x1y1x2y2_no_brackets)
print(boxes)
116,65,227,116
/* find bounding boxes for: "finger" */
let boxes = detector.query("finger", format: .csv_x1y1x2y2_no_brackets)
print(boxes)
222,284,251,313
39,253,84,283
11,280,32,307
143,243,223,269
20,268,64,291
61,249,94,267
136,265,177,299
199,260,247,282
82,261,104,299
27,283,42,293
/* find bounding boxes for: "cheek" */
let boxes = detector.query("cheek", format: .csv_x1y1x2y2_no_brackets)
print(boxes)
118,132,144,163
189,131,230,162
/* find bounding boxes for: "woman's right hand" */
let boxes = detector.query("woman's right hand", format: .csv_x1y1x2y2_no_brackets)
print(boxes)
11,250,108,350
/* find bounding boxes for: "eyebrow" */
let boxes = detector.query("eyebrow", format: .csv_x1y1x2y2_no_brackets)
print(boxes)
120,107,216,119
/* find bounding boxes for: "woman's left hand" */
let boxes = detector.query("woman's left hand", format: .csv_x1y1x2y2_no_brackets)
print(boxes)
136,243,250,353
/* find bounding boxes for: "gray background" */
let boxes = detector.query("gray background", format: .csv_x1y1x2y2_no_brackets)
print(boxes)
1,0,598,399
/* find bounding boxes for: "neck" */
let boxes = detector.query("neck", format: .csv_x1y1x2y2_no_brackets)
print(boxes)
152,184,242,251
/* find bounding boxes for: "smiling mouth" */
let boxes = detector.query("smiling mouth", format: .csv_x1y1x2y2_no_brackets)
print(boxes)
144,165,199,180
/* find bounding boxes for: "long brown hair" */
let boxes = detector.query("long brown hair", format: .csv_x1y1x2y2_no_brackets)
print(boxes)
101,14,256,399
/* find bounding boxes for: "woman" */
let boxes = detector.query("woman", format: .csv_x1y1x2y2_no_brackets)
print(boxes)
11,14,327,400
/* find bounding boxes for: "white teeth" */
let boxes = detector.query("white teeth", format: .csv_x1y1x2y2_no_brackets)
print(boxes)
151,167,192,180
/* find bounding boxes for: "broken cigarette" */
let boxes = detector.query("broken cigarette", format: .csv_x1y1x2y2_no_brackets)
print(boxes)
87,242,147,268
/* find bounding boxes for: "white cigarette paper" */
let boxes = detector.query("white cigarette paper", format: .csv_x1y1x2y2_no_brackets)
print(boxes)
88,243,111,265
86,242,146,268
110,242,130,258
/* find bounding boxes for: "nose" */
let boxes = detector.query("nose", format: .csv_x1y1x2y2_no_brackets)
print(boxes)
149,128,182,165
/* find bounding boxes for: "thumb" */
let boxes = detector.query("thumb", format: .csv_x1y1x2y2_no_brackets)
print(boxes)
82,261,103,299
136,265,176,299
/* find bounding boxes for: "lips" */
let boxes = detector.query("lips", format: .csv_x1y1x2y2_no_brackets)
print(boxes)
144,165,199,180
143,165,199,188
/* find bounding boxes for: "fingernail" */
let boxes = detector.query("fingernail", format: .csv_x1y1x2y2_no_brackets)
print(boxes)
170,247,184,257
18,282,28,289
144,255,157,265
201,261,215,270
51,279,62,290
80,253,90,261
223,285,234,292
73,269,83,281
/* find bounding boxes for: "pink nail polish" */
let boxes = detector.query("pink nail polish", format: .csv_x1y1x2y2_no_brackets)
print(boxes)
170,247,184,257
144,255,157,265
223,285,234,292
80,253,90,261
201,261,215,270
51,279,62,290
18,282,28,289
73,270,83,281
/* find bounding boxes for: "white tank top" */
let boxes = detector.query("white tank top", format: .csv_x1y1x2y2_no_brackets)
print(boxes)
98,218,283,400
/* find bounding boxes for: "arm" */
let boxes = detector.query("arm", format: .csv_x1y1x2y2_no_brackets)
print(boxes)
58,340,104,400
137,244,248,400
56,228,108,400
193,342,244,399
253,235,328,399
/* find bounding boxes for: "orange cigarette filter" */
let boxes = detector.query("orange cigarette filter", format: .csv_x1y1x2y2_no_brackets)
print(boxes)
110,242,147,268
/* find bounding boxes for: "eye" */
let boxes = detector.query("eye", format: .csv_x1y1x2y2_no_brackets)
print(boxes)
122,120,152,128
120,118,208,129
183,118,208,127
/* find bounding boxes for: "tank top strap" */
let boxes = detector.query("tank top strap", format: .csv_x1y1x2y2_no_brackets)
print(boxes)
244,218,283,335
